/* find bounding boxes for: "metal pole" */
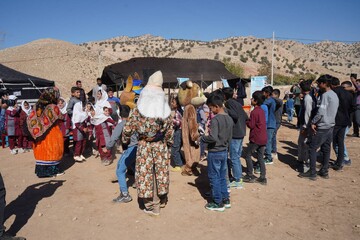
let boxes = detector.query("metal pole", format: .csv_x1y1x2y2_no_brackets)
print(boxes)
271,31,275,86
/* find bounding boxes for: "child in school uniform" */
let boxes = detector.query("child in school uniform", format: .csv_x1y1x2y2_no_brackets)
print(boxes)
286,94,295,122
5,95,22,154
243,91,268,185
72,101,89,162
200,94,233,212
58,97,71,156
91,106,116,165
19,101,33,152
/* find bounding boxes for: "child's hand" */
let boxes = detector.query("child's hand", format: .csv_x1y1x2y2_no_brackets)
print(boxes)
83,128,88,133
102,147,108,153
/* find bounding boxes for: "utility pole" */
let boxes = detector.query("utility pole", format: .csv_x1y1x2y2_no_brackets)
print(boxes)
271,31,275,86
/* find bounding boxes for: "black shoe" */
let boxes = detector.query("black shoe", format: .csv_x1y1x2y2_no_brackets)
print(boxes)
317,171,329,179
351,133,359,137
222,198,231,209
256,177,267,185
0,232,26,240
332,165,343,171
298,170,317,181
243,174,256,183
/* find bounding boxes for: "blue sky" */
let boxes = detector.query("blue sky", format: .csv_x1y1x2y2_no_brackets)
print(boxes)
1,0,360,49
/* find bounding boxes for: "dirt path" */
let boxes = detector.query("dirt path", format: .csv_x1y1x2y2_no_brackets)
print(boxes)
1,120,360,240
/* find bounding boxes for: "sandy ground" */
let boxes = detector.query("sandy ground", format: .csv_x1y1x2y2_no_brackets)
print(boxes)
1,119,360,240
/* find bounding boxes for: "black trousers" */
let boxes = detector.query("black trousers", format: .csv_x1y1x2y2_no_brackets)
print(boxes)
0,173,6,235
333,126,346,167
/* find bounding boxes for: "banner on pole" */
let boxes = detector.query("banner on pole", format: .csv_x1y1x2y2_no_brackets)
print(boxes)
250,76,267,96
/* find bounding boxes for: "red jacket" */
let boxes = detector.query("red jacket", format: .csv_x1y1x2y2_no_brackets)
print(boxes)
246,106,267,146
94,118,116,148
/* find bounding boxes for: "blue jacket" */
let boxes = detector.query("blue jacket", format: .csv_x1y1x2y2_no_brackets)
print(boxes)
264,97,276,129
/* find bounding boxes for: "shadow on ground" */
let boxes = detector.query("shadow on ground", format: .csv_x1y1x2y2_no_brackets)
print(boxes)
5,180,65,235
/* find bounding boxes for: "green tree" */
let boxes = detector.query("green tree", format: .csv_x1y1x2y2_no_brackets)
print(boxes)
222,59,244,77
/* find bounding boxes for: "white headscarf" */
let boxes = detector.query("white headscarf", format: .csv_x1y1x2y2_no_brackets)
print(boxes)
7,95,17,111
71,102,88,128
58,97,68,114
21,101,32,116
95,88,111,114
90,109,111,126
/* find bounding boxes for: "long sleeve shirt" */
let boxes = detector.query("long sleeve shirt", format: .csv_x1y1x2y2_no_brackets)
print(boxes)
201,112,233,152
311,90,339,129
246,106,267,146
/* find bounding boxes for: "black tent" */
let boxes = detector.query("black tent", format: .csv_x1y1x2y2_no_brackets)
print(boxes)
0,64,55,100
101,57,241,89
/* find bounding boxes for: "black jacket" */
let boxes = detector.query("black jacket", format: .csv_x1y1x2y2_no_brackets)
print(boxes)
225,98,248,139
333,86,355,127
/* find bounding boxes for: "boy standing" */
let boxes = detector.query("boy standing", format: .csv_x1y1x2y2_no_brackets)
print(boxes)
271,89,283,160
262,86,276,164
66,87,81,118
243,91,268,185
200,95,233,212
222,87,248,189
299,75,339,180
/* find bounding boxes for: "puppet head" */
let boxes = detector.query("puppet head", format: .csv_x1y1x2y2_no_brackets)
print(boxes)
120,72,143,109
178,80,201,106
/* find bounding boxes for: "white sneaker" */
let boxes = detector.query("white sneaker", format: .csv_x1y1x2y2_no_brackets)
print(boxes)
10,149,17,155
80,155,86,160
74,156,84,162
17,148,25,153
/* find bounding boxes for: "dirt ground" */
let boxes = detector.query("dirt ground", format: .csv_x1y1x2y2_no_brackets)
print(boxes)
1,118,360,240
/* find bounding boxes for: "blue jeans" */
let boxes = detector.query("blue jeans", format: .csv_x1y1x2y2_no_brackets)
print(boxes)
207,150,229,204
227,138,244,182
272,123,281,153
116,145,137,194
265,128,275,160
334,126,350,161
171,129,183,167
287,108,294,121
309,128,333,175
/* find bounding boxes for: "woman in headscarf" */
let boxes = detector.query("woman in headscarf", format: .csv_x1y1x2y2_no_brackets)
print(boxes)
27,87,64,178
19,101,33,152
57,97,71,156
94,88,111,115
122,71,173,216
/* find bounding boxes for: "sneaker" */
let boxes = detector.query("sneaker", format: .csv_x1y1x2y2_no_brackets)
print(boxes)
171,166,182,172
113,193,132,203
243,174,257,183
317,171,329,179
102,160,111,166
264,158,273,165
53,171,65,177
0,232,26,240
17,148,25,154
10,149,17,155
228,180,244,189
332,165,343,172
254,166,261,174
143,208,160,216
256,177,267,185
80,155,86,160
222,198,231,209
343,159,352,166
74,156,84,162
298,170,317,181
205,202,225,212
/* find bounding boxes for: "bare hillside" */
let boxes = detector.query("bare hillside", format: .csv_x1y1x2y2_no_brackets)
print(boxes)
0,39,113,98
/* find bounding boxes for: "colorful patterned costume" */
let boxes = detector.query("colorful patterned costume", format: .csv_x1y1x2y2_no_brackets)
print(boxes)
27,88,64,177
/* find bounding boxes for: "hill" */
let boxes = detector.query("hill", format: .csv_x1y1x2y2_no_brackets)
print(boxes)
0,35,359,98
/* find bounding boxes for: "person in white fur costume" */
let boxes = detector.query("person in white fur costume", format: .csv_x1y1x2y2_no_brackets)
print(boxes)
122,71,174,216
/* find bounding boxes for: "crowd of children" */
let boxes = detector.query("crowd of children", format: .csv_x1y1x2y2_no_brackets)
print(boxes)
0,72,359,214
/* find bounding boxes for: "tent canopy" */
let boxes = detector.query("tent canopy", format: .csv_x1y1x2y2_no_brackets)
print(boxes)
0,64,55,100
101,57,240,89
